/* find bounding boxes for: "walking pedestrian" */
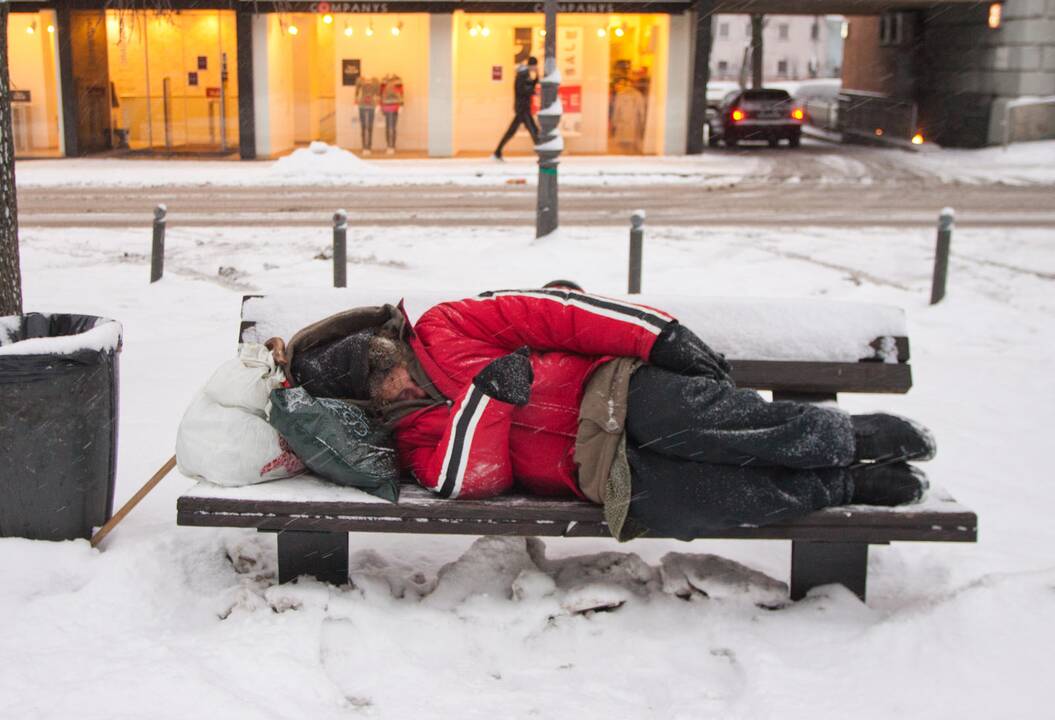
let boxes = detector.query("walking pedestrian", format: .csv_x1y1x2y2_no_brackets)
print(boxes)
493,57,540,161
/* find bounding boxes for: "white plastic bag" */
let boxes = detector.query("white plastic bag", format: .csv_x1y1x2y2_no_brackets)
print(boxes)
176,343,305,486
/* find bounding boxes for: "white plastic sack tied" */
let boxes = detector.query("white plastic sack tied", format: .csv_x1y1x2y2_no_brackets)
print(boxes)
176,343,305,486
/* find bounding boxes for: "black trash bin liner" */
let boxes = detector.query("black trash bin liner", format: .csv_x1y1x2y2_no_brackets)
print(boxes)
0,313,122,541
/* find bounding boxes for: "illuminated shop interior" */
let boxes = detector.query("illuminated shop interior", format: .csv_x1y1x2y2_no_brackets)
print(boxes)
452,12,669,155
104,10,239,153
7,11,63,158
255,12,427,155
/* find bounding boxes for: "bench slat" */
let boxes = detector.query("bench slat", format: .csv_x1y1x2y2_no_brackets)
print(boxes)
176,509,976,543
177,482,977,544
731,360,912,394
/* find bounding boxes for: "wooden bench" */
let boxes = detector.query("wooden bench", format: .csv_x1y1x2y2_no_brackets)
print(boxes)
177,293,978,603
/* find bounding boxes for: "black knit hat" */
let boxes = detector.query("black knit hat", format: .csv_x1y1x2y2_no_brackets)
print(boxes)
291,329,373,400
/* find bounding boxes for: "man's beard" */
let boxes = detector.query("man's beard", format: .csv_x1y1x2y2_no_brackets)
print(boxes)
367,334,413,408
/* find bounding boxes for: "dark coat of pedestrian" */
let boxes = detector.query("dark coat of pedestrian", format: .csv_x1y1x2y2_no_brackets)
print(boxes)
493,57,540,160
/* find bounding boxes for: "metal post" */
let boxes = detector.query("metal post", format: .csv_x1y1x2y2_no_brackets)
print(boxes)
628,210,645,294
220,52,229,153
930,207,954,305
143,13,154,150
150,204,167,283
686,0,715,154
162,77,172,151
751,15,764,89
535,0,561,239
333,209,347,288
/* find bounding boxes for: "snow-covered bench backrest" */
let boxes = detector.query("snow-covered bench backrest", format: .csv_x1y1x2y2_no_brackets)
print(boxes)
239,290,907,364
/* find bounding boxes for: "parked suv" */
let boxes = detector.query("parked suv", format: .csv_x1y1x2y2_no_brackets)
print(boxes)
708,89,803,148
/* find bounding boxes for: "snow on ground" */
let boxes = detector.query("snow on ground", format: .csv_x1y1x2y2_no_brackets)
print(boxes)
13,150,759,189
14,139,1055,190
900,139,1055,186
4,220,1055,718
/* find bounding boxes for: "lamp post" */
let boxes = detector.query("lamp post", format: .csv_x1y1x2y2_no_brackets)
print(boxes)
535,0,561,239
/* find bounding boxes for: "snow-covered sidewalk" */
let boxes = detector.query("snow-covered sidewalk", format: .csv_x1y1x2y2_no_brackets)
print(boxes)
14,139,1055,189
3,222,1055,718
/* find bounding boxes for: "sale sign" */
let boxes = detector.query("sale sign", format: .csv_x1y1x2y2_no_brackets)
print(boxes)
529,26,584,136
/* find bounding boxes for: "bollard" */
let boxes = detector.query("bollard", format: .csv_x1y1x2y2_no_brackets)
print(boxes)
333,209,348,288
930,207,954,305
150,204,167,283
628,210,646,294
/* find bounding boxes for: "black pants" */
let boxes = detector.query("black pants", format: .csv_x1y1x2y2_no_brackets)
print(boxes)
383,110,399,149
625,366,855,539
359,107,375,150
495,110,539,156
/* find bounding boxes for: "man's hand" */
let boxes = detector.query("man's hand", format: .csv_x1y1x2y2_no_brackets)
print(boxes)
649,322,732,381
473,347,533,406
265,337,288,368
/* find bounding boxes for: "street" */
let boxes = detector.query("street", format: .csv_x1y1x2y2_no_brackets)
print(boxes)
16,140,1055,229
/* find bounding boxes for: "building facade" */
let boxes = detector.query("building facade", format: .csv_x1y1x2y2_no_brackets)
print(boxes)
841,1,1055,146
8,0,702,159
710,14,843,82
7,0,1053,157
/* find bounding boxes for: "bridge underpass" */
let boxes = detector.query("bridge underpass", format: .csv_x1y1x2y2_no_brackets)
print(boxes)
683,0,1055,151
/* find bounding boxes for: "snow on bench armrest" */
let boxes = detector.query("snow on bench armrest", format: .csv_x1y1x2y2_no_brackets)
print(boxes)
239,290,907,363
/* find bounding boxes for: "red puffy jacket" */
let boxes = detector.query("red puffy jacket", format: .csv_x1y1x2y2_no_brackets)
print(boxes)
394,290,674,499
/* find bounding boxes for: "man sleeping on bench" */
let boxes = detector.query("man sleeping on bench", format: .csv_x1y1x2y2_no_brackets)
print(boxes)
268,287,935,542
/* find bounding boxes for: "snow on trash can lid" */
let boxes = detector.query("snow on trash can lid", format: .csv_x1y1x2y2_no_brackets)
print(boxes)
0,314,123,357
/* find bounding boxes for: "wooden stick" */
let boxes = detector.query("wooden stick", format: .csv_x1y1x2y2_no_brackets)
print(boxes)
91,455,177,548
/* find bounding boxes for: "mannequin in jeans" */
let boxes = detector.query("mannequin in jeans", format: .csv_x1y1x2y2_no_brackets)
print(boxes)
355,76,381,155
380,74,405,155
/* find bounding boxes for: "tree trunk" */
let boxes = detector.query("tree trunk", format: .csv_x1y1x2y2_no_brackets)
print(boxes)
0,5,24,317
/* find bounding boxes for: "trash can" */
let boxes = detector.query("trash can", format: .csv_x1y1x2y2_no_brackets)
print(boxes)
0,313,122,541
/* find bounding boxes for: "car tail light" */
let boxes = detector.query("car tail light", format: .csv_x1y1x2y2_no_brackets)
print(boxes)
731,108,745,122
791,107,805,121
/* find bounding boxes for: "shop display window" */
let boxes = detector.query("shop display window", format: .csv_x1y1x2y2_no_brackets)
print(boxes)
105,10,239,153
259,12,428,156
453,12,668,155
8,11,63,158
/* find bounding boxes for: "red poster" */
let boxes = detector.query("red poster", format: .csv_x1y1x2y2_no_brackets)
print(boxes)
531,85,581,115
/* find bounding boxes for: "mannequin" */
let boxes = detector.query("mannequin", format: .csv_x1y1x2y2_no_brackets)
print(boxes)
610,78,646,154
355,76,381,155
380,73,405,154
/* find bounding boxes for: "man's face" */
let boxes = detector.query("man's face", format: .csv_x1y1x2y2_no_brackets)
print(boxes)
367,334,428,406
375,365,427,404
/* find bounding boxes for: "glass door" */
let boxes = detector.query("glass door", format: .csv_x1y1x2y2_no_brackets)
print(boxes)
106,10,238,154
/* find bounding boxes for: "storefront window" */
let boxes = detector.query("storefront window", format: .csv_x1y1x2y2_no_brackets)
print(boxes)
8,11,63,158
257,12,428,157
334,13,428,154
105,10,239,153
452,12,668,155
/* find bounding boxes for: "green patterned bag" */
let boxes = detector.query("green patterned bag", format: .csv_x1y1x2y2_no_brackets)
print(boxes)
268,386,400,502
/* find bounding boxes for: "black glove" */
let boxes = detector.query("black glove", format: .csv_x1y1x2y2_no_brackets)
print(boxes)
473,347,534,405
649,322,732,381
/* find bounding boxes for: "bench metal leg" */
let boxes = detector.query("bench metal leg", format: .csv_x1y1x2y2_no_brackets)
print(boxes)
275,530,349,585
791,541,869,602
